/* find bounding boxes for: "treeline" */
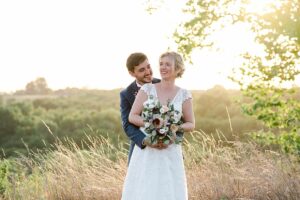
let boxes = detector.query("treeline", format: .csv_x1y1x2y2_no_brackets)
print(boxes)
193,85,264,136
1,85,297,158
0,88,123,157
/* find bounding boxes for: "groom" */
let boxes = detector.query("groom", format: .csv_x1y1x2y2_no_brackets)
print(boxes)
120,52,167,163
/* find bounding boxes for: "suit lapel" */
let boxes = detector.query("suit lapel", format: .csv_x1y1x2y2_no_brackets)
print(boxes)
152,78,160,84
127,81,139,106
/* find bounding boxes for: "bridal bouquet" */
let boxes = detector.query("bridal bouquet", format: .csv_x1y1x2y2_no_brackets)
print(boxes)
142,95,183,145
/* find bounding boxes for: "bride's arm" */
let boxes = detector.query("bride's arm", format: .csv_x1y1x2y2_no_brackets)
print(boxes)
129,90,148,127
180,98,195,132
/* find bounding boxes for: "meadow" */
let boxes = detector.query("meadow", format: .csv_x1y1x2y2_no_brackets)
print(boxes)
0,132,299,200
1,0,299,199
0,86,299,199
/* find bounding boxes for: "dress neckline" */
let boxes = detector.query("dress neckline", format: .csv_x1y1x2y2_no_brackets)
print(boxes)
153,84,181,105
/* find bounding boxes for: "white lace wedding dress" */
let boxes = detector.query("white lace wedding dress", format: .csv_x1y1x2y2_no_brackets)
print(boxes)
121,83,192,200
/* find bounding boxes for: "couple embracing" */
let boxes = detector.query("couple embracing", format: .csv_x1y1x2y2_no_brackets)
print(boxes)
120,51,195,200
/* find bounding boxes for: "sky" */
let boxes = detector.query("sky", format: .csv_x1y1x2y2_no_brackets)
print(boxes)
1,0,296,93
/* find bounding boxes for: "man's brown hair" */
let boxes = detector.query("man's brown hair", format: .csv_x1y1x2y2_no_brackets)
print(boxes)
126,52,148,72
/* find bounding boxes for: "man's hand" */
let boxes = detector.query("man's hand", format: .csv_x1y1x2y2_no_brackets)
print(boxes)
142,138,172,150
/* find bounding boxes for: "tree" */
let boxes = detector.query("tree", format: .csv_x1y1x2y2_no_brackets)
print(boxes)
25,77,52,95
233,1,300,154
146,0,300,154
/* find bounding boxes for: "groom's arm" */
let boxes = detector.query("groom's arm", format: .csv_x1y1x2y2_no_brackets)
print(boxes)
120,91,146,149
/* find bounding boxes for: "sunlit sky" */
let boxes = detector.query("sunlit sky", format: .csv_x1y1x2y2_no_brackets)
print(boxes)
0,0,298,93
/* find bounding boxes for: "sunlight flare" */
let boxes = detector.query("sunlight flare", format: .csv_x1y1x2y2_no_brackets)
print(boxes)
246,0,283,14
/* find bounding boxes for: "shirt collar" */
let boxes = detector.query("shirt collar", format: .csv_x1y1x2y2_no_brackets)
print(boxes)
136,81,142,88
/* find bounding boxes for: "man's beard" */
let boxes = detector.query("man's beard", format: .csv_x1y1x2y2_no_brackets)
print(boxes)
141,75,152,84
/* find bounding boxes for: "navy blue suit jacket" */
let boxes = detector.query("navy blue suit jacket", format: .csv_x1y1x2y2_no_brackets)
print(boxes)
120,78,160,163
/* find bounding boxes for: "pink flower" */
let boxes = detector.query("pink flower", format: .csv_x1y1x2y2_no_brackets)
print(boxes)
170,124,179,133
160,105,169,113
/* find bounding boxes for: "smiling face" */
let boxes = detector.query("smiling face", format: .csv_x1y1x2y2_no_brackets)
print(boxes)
159,52,185,80
127,52,153,85
159,55,177,80
129,59,153,85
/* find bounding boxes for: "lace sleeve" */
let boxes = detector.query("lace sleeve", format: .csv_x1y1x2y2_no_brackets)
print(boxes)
182,89,192,103
140,83,153,96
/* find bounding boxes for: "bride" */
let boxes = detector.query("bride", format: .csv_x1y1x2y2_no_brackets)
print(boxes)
121,51,195,200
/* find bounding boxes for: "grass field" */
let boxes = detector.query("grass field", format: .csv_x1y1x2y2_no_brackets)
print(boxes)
1,131,299,200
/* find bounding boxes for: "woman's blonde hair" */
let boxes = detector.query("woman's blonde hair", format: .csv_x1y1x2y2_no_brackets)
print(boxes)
159,51,185,78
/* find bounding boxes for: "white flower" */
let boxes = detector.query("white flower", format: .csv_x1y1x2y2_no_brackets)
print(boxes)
153,114,161,119
158,128,166,134
158,127,169,135
144,122,151,128
173,113,181,123
151,130,157,135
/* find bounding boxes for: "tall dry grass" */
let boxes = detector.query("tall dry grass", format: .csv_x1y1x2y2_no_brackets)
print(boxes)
185,131,300,200
5,135,127,200
3,131,300,200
